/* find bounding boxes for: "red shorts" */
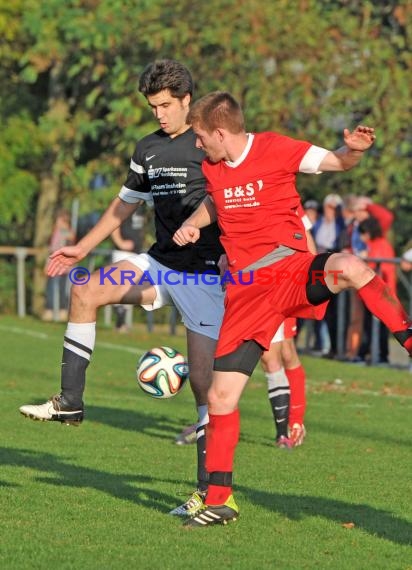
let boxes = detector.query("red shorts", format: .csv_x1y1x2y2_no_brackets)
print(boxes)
216,251,328,357
284,317,297,339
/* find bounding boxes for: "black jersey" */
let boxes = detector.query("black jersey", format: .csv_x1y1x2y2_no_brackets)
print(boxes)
119,128,223,274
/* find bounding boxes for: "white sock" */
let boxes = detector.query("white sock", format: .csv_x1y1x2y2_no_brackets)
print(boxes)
64,322,96,359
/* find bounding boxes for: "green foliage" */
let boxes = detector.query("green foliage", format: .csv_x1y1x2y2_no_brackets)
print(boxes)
0,0,411,251
0,260,16,312
0,115,40,239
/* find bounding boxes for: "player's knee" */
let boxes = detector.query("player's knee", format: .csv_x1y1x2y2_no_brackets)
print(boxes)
207,384,232,409
260,357,282,374
333,253,374,287
260,344,281,371
281,340,297,367
70,279,99,308
207,383,241,414
351,256,375,285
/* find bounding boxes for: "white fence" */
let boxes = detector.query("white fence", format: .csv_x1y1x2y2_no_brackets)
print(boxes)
0,246,178,333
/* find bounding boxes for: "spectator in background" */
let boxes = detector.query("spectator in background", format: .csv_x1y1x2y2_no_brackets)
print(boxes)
345,196,394,362
110,205,147,332
303,199,319,226
338,194,357,250
43,209,76,322
298,199,320,352
312,193,345,253
339,194,365,361
358,216,397,364
351,195,394,255
312,194,346,358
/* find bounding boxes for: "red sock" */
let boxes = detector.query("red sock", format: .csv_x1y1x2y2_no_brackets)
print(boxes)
286,365,306,426
358,276,411,333
205,409,240,505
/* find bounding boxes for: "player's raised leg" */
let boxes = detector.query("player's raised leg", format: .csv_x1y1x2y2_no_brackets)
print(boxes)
19,260,156,425
323,253,412,353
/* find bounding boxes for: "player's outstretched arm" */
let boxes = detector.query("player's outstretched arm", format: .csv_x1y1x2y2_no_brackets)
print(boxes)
319,125,376,172
47,197,138,276
111,226,135,252
47,244,88,277
173,196,217,246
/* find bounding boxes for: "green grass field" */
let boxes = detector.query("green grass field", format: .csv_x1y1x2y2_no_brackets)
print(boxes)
0,315,411,569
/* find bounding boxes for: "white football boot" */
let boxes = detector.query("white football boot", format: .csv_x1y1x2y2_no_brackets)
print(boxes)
19,394,84,426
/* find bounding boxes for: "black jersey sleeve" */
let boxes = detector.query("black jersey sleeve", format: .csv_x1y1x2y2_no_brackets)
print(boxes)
118,142,152,203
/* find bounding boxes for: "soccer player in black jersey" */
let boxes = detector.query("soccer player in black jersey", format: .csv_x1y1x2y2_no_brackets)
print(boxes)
19,60,225,517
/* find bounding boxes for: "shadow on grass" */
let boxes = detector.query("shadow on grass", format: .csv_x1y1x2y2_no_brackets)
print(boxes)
0,480,18,488
302,418,410,449
17,399,193,441
86,405,189,440
239,485,412,545
0,447,186,513
2,447,410,544
239,414,411,449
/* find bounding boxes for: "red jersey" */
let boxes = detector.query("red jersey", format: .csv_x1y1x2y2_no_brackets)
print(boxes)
203,132,312,272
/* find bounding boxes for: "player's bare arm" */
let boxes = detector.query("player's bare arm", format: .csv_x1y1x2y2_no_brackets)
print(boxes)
47,197,139,276
319,125,376,172
111,226,135,252
173,196,217,246
306,229,317,255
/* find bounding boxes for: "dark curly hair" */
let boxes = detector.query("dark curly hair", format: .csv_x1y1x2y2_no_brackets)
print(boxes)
358,216,383,239
138,59,193,99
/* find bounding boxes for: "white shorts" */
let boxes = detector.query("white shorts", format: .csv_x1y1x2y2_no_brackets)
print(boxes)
123,253,224,340
271,322,285,343
112,249,135,264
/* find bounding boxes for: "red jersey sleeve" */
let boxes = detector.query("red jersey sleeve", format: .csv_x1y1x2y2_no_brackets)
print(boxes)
272,134,312,173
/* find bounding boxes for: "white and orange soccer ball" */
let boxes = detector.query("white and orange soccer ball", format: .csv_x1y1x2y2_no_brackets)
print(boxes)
136,346,189,399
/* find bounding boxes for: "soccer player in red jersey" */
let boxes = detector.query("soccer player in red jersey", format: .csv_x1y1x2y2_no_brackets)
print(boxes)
173,91,412,528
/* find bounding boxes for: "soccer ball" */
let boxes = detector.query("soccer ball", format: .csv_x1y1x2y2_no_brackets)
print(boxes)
136,346,189,399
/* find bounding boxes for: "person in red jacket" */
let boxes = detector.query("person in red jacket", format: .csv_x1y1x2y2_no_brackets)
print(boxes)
342,196,394,361
358,216,397,364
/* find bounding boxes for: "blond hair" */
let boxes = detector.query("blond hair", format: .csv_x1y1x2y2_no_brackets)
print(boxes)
187,91,245,134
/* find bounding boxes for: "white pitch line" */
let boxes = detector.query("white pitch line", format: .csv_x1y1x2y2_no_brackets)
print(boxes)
0,325,48,339
307,384,412,401
0,324,146,355
95,341,145,355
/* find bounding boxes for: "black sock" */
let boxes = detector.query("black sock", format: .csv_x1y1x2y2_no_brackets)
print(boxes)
60,323,95,407
266,369,290,439
196,424,208,492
